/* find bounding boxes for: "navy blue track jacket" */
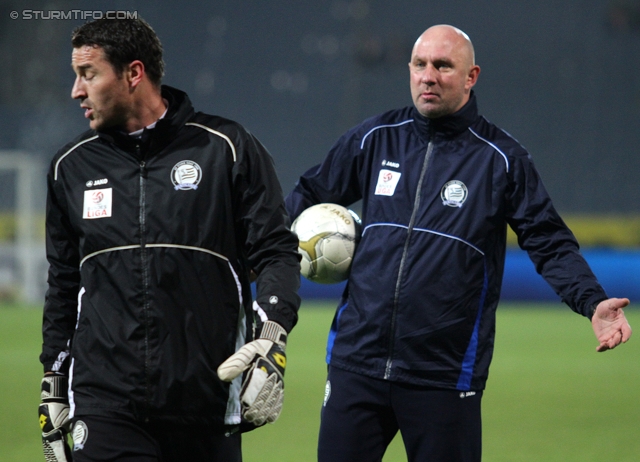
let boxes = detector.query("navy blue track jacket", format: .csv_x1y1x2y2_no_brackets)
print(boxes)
285,93,607,391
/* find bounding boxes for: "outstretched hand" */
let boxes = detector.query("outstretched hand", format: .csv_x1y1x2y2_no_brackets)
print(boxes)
592,298,632,352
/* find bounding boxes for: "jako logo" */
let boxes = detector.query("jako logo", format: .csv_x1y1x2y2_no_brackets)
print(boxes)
86,178,108,187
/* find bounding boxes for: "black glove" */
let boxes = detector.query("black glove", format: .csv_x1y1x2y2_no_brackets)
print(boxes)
39,375,72,462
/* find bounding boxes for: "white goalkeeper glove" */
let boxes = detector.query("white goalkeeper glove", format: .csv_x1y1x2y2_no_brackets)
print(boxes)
39,375,72,462
217,320,287,426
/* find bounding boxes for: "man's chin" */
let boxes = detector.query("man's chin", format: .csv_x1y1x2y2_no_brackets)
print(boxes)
87,116,102,130
89,118,118,132
417,105,445,119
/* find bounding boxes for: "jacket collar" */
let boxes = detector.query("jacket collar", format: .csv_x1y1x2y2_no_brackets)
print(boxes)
412,91,479,139
96,85,196,157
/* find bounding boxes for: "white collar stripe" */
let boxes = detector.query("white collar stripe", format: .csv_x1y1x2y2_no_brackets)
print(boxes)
54,135,100,181
185,122,237,162
360,119,414,150
468,128,510,173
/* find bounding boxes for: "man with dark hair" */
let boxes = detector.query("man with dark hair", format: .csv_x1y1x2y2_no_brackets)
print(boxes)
70,18,165,86
38,17,300,462
286,24,631,461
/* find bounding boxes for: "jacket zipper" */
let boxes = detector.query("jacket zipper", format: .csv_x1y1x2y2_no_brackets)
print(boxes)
138,151,152,418
384,134,435,380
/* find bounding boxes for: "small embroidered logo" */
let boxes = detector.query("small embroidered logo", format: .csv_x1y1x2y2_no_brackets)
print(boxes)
171,161,202,190
441,180,468,207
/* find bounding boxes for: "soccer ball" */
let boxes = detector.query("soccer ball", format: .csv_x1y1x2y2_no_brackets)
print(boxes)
291,203,361,284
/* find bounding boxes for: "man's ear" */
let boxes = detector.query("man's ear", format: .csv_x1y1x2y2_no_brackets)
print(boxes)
127,60,145,89
466,65,481,91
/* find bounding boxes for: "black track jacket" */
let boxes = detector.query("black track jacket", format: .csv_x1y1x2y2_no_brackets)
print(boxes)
41,86,301,426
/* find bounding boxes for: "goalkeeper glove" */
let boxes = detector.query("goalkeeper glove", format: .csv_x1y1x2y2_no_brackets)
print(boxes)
39,375,72,462
217,320,287,426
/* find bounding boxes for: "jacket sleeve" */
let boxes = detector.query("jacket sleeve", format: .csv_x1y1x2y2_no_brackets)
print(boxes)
231,131,301,332
505,151,607,318
284,128,366,221
40,162,81,374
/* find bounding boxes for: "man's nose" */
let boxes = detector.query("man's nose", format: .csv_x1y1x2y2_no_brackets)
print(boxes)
421,64,436,85
71,77,86,100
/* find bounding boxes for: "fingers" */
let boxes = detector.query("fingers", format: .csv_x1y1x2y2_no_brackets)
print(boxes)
593,297,632,353
596,298,630,319
596,337,616,352
217,359,245,381
596,335,613,352
242,370,284,425
217,340,274,381
217,349,255,381
621,320,633,343
597,326,631,352
610,297,631,310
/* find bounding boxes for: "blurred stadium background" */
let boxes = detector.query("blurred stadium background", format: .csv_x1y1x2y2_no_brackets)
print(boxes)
0,0,639,304
1,2,639,461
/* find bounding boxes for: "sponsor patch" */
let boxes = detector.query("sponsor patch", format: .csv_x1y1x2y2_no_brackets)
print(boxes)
83,188,112,219
441,180,468,207
171,160,202,190
375,169,402,196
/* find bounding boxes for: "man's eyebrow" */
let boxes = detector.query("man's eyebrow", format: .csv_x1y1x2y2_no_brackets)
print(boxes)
71,63,93,71
433,58,454,66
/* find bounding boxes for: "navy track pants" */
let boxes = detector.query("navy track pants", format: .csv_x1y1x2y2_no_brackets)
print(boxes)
318,366,482,462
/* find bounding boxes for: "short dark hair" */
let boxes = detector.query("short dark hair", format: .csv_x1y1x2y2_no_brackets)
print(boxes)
71,17,165,86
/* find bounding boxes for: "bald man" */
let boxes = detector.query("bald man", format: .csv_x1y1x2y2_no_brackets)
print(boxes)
286,25,631,461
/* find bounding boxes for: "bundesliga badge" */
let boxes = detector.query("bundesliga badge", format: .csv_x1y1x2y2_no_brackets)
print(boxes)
374,169,402,196
82,188,113,219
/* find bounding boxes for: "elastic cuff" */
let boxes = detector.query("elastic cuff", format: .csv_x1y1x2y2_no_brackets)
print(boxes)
41,375,69,400
259,320,287,349
585,293,608,319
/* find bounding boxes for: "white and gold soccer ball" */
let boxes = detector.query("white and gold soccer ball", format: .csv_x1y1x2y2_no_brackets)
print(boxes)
291,203,361,284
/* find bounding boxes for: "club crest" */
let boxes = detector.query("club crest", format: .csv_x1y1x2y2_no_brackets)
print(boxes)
72,420,89,451
171,160,202,190
441,180,468,207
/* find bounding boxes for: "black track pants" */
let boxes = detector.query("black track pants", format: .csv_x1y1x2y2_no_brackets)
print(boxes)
69,415,242,462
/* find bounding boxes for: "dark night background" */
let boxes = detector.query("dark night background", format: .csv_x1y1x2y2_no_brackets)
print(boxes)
1,0,639,213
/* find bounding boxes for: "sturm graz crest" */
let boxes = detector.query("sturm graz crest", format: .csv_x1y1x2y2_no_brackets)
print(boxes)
441,180,468,207
171,160,202,190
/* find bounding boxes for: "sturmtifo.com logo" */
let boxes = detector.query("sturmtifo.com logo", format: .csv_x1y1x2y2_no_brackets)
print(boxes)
9,10,138,20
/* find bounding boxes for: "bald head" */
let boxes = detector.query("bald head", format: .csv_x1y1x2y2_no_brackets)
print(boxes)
413,25,476,67
409,25,480,118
